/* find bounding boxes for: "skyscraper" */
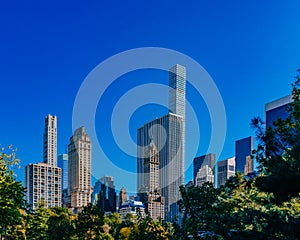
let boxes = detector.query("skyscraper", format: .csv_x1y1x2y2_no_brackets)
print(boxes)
25,114,61,209
193,153,216,183
265,95,292,129
137,64,186,221
218,157,235,187
92,176,116,213
68,126,92,213
235,136,254,174
141,140,165,220
43,114,57,166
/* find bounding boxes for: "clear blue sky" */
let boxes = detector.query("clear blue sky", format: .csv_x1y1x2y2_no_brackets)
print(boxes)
0,1,299,193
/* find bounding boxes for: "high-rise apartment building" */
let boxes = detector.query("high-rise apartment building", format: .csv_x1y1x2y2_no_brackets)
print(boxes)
43,114,57,166
235,137,254,174
25,163,61,209
137,64,186,221
92,176,116,213
58,153,68,190
265,95,292,129
25,114,61,209
68,126,92,213
193,153,216,183
218,157,235,187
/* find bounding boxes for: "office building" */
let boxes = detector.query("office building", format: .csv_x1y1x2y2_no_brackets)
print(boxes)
218,157,235,187
68,126,92,213
43,114,57,166
193,153,216,182
265,95,292,129
195,165,214,187
92,176,116,213
58,153,68,190
137,64,186,221
235,137,254,174
25,114,61,209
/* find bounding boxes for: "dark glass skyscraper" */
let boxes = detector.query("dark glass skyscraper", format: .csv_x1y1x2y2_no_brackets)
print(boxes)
92,176,116,213
265,95,292,129
235,136,254,174
58,153,68,190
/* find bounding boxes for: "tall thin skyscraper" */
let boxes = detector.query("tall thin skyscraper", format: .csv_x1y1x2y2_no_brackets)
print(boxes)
68,126,92,213
25,114,61,209
169,64,186,117
43,114,57,166
137,64,186,221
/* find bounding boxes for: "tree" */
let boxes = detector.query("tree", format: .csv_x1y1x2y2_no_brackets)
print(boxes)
251,69,300,203
103,212,122,238
128,213,171,240
47,207,75,240
25,202,53,240
74,203,107,239
0,145,25,240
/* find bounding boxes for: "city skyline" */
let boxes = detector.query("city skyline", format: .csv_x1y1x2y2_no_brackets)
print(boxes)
1,1,300,193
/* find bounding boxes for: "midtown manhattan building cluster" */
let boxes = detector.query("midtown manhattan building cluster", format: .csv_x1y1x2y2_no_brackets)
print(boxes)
24,64,292,221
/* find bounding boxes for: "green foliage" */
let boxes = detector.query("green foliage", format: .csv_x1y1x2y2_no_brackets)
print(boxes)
0,145,25,239
128,213,171,240
251,70,300,203
47,207,75,240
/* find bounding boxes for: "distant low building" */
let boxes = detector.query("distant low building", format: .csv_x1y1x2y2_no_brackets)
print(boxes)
195,165,214,187
118,200,146,220
118,187,128,208
244,156,254,176
218,157,235,187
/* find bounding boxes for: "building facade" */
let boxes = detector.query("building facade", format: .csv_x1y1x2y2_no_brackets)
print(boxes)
25,163,61,209
244,155,254,176
193,153,216,183
195,165,214,187
118,200,146,220
92,176,116,213
218,157,236,187
235,136,254,174
68,126,92,213
137,64,186,221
